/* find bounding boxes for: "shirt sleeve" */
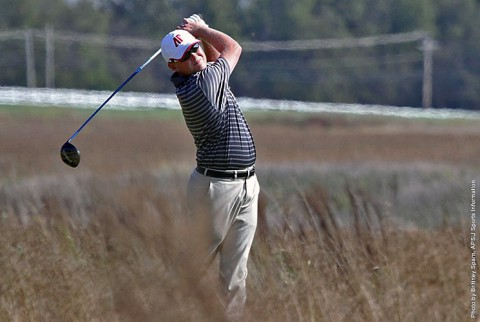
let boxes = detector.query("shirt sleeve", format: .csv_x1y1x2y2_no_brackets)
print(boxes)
198,58,231,111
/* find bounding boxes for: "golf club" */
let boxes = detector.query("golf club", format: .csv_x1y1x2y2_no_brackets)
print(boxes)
60,47,162,167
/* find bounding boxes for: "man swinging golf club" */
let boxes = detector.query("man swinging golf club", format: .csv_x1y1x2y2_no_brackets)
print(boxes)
161,14,259,320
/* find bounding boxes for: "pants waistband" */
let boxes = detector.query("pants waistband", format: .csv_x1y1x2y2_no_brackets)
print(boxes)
196,166,255,179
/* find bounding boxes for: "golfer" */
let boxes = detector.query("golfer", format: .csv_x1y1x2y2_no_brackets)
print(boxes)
161,15,259,320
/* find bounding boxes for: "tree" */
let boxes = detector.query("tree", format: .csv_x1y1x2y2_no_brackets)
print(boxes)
97,0,182,38
433,0,480,108
1,0,480,108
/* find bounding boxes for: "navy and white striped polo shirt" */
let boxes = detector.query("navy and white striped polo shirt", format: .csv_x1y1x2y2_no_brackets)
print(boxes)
171,58,256,170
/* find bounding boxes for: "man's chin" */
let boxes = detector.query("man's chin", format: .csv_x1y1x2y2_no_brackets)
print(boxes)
194,62,207,71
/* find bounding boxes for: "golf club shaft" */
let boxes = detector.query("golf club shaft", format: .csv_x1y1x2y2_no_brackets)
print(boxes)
67,48,162,142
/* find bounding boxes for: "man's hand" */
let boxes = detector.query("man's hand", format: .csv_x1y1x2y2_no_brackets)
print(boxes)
186,14,208,27
178,14,208,38
178,13,242,71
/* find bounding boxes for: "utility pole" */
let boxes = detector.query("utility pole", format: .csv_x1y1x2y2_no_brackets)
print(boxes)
25,29,36,88
421,36,436,109
45,25,55,88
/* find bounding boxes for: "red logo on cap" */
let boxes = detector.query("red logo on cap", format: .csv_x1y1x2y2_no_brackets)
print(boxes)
173,34,183,47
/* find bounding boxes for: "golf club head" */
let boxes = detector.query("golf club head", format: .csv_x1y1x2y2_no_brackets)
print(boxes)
60,141,80,168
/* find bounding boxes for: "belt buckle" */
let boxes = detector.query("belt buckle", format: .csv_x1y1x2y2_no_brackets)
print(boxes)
233,170,238,179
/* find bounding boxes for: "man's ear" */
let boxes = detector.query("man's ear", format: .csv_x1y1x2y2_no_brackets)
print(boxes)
167,62,177,71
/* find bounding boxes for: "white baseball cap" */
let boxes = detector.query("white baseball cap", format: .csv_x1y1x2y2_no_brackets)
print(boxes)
161,30,201,62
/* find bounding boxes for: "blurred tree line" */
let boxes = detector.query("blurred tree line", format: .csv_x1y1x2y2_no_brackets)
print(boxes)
0,0,479,109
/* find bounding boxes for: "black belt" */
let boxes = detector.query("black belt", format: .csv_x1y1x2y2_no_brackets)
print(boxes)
196,166,255,179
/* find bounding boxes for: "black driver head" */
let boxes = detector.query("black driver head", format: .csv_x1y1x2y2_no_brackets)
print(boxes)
60,141,80,168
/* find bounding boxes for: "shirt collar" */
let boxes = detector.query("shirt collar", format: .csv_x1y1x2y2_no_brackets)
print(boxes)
170,72,189,87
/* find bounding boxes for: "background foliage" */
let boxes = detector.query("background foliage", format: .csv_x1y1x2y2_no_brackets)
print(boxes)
0,0,479,109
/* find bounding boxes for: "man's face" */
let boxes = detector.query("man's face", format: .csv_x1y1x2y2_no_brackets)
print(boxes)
167,44,207,76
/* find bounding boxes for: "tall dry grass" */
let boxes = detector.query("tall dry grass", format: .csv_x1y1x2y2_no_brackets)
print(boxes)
0,170,471,321
0,108,478,321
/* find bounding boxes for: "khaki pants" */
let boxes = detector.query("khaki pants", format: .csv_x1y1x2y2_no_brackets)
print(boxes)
187,168,259,320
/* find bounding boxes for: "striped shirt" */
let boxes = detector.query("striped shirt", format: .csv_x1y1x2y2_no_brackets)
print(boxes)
171,58,256,170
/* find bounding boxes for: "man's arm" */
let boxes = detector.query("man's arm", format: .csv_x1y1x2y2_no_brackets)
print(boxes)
179,18,242,72
201,39,221,63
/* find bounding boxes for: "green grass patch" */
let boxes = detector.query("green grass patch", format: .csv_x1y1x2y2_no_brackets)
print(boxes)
2,103,480,128
0,104,185,121
246,108,480,127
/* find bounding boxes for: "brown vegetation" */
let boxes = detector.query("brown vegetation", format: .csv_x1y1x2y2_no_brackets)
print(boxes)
1,109,480,178
0,108,478,321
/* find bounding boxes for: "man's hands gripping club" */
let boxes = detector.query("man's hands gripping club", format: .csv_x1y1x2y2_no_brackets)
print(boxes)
178,14,241,71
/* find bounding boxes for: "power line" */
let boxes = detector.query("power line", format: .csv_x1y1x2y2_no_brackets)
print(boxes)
0,28,427,51
0,28,434,107
241,31,427,52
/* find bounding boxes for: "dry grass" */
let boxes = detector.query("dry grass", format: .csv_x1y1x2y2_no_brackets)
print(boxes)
1,107,480,178
0,107,478,321
0,173,471,321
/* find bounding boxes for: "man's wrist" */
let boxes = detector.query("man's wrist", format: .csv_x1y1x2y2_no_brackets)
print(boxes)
192,25,210,40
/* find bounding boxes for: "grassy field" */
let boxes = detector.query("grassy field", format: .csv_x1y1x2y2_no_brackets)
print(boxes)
1,105,479,321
